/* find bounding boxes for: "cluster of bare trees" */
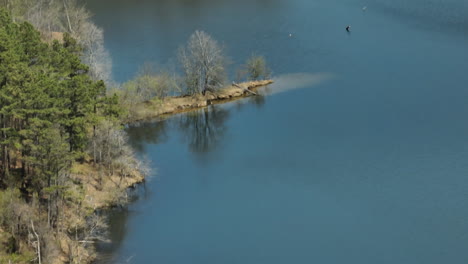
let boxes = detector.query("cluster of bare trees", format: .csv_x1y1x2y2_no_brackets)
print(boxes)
114,30,228,110
0,185,109,263
118,29,271,103
112,30,272,125
89,120,147,184
79,22,113,83
177,30,271,95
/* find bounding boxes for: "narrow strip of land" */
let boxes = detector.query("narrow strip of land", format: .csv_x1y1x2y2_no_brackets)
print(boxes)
130,80,274,122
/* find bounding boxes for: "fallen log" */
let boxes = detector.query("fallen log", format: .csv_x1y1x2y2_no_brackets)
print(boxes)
232,82,258,96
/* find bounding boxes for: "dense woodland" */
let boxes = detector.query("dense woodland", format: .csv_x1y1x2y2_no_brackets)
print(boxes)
0,6,125,192
0,7,140,263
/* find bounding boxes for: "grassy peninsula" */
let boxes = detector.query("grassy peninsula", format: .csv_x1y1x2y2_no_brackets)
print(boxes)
129,79,273,122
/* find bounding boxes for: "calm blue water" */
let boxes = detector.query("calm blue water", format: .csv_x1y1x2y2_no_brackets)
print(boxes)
87,0,468,263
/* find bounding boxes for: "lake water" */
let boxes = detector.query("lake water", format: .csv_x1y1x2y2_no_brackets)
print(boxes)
86,0,468,263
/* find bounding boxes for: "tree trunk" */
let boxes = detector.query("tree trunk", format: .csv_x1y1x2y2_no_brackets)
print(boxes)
48,198,51,228
31,220,41,264
1,114,9,178
63,0,73,33
93,140,96,164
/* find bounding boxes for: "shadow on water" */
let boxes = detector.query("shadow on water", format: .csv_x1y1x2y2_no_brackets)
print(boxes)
93,209,130,263
125,120,168,153
93,185,148,264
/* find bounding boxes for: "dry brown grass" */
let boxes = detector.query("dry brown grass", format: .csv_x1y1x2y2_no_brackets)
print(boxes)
38,162,146,264
129,80,273,122
70,162,144,210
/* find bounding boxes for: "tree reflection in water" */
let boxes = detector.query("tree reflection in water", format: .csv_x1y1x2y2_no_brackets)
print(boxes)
125,120,168,153
249,94,266,108
177,105,230,154
125,96,265,157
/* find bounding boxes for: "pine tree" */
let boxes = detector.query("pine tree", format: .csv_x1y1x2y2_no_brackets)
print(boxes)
0,7,123,191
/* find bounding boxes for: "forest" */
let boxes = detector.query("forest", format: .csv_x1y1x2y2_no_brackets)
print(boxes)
0,5,143,263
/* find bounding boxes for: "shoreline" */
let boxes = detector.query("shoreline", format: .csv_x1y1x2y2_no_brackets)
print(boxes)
53,162,146,264
127,80,274,123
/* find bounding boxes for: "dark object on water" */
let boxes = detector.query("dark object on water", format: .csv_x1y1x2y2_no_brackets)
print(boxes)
346,25,351,32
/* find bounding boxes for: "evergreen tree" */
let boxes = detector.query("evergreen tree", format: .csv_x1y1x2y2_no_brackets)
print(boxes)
0,7,121,191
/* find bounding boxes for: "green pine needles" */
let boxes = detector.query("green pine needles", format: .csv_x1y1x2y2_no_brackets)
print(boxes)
0,8,120,190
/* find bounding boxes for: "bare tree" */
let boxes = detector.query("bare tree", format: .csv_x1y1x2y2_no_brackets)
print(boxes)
178,30,226,95
78,21,113,83
61,0,113,83
89,120,146,185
